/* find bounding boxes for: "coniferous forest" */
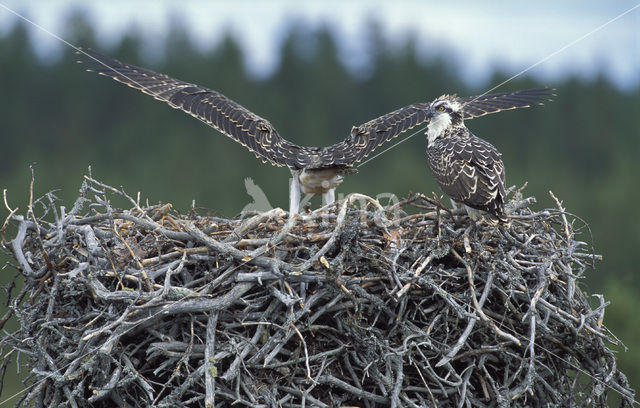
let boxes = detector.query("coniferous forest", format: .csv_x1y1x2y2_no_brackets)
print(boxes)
1,13,639,400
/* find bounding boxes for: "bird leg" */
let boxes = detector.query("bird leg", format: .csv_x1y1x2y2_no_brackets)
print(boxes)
289,170,301,216
449,199,471,226
463,205,484,223
322,188,336,206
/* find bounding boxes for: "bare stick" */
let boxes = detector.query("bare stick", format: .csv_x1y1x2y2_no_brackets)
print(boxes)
1,175,633,408
204,311,218,408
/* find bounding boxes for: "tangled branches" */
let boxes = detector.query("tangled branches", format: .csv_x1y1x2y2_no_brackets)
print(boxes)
0,174,635,407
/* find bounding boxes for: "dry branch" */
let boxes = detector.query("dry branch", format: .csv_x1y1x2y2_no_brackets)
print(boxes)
0,175,635,407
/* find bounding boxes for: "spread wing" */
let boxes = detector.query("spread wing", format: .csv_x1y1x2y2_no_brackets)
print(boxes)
78,48,311,169
427,133,506,221
321,103,431,166
458,88,554,119
79,48,436,170
320,87,552,166
79,48,552,172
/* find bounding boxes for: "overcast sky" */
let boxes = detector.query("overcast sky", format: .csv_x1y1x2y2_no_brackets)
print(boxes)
1,0,639,89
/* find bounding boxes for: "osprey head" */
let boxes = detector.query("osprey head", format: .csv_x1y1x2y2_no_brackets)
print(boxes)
425,95,464,145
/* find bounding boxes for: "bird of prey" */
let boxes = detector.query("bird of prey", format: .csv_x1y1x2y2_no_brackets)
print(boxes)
79,49,430,214
79,49,550,215
423,89,553,224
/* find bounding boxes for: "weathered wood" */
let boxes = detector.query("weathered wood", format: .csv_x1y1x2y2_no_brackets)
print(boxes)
0,175,634,407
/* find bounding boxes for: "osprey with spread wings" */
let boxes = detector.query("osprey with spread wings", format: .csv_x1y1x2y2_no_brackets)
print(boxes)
80,49,551,215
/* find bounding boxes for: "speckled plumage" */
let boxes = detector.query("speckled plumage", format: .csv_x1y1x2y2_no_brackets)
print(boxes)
79,49,430,172
424,91,552,224
427,126,507,223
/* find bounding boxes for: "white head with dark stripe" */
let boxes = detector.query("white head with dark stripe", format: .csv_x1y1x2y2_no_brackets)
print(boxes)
425,95,465,146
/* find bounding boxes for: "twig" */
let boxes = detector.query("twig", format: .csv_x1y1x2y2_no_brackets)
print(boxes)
453,248,521,346
0,175,633,408
204,311,218,408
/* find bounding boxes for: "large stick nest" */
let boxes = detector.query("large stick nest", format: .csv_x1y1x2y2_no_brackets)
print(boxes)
0,174,635,407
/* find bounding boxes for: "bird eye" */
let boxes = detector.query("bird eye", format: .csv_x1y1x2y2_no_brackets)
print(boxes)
437,106,445,111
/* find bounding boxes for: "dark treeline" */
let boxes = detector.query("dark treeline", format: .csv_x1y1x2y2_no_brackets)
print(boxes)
1,13,640,395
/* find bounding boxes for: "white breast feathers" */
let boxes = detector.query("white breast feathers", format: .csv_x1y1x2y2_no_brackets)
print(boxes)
426,114,452,146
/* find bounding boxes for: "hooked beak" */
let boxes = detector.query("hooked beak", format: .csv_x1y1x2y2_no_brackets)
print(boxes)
424,109,434,123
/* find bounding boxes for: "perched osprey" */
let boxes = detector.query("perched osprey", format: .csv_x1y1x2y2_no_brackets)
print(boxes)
79,49,551,215
424,89,553,224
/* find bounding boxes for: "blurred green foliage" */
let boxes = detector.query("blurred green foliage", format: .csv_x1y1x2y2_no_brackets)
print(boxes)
1,13,639,401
